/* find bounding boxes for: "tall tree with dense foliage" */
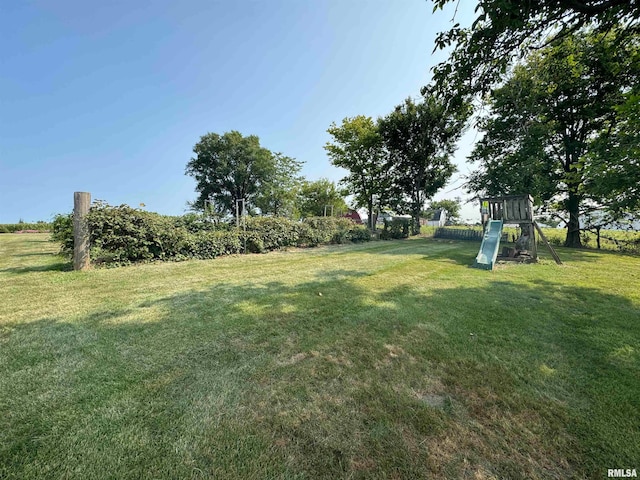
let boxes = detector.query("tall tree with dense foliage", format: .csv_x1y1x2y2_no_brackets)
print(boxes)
185,131,275,215
325,116,388,230
379,96,464,234
467,31,640,247
431,0,640,97
254,154,304,218
586,91,640,219
296,179,348,218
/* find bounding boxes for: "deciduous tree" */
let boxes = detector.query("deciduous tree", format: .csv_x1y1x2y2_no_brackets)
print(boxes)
467,31,639,247
255,154,304,218
296,179,348,218
431,0,640,97
325,116,388,230
379,96,464,234
185,131,275,215
586,91,640,218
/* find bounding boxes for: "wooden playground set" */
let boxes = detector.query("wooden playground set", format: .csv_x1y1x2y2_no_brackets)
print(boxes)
473,194,562,270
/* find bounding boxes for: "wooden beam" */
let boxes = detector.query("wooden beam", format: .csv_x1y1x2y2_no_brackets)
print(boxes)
529,223,538,260
534,221,562,265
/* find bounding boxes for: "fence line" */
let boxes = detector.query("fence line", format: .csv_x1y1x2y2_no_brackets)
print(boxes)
434,228,483,241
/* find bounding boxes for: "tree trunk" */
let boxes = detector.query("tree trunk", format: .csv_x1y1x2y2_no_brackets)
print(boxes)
367,200,374,231
412,206,421,235
564,192,582,248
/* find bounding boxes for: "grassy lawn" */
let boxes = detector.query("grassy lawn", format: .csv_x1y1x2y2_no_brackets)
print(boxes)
1,233,639,479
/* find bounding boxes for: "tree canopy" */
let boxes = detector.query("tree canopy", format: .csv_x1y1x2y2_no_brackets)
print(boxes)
254,154,304,218
467,30,640,247
325,116,388,230
379,96,464,234
431,0,640,97
296,179,348,218
186,131,276,215
585,91,640,218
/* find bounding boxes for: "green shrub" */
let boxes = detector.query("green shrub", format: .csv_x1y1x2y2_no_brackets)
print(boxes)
302,217,356,244
50,205,371,266
51,214,74,255
347,224,371,242
244,217,301,251
241,230,266,254
190,230,242,258
174,213,222,233
87,205,163,263
296,222,318,246
331,229,348,244
381,218,409,240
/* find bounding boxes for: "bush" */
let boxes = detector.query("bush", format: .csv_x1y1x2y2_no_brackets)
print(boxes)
51,205,371,266
87,204,168,263
174,213,221,233
190,230,242,259
381,218,410,240
243,217,301,251
51,214,74,254
347,224,372,242
302,217,357,245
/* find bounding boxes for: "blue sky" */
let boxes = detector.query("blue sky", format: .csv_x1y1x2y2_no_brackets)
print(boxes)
1,0,479,223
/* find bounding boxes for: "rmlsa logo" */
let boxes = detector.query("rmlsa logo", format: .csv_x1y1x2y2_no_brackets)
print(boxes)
608,469,637,478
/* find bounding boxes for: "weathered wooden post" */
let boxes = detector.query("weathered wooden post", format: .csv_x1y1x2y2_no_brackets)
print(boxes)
73,192,91,270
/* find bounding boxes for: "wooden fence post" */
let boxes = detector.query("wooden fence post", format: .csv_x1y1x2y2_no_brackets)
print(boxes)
73,192,91,270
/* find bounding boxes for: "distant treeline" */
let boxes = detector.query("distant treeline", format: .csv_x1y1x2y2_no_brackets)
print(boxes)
0,222,51,233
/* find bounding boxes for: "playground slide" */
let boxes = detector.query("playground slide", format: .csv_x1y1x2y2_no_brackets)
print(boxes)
473,220,503,270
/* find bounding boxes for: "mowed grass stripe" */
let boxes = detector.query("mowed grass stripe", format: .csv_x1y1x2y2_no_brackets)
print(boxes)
1,233,638,479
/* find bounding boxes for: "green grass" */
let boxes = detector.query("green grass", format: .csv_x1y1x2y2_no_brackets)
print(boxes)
435,225,640,254
1,234,639,479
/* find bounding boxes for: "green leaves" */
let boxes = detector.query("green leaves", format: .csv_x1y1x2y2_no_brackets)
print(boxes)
254,154,304,218
379,95,464,234
323,94,467,235
52,203,369,266
296,179,348,219
431,0,640,99
185,131,283,215
467,30,640,246
325,116,387,229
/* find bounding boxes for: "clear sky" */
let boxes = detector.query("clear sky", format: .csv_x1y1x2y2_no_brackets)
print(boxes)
0,0,480,224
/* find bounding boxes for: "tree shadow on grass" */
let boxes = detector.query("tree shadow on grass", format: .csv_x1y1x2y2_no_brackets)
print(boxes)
2,271,639,479
0,261,72,274
369,236,635,266
12,252,58,257
350,237,478,267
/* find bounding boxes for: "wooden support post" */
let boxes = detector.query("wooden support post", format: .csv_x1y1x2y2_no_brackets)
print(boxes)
534,221,562,265
73,192,91,271
529,223,538,261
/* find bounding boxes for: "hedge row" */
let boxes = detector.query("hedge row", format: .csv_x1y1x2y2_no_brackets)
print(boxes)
0,223,51,233
52,204,371,265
